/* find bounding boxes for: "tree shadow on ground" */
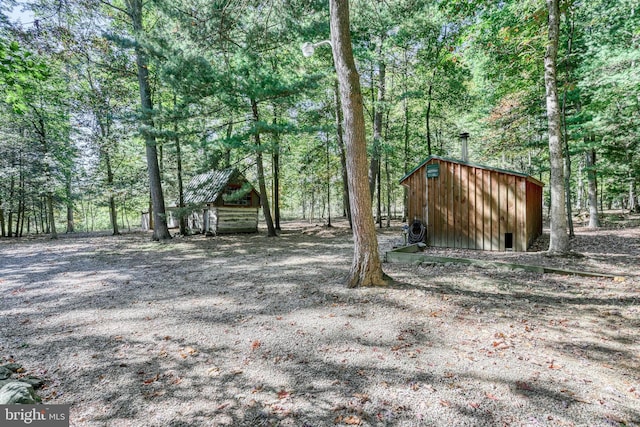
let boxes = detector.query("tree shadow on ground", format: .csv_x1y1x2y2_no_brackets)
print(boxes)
1,231,639,426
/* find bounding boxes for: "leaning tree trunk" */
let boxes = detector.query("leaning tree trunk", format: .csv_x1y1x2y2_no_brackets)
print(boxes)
545,0,569,254
127,0,170,241
330,0,386,288
251,98,277,237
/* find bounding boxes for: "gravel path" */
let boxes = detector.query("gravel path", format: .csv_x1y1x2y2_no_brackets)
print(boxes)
1,223,639,426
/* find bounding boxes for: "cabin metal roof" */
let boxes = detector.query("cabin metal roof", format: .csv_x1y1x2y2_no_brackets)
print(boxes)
183,168,237,204
399,155,544,187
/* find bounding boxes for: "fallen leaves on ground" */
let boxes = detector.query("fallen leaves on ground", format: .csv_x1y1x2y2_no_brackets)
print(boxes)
334,415,362,425
179,346,198,358
515,381,533,391
142,374,159,385
277,389,291,399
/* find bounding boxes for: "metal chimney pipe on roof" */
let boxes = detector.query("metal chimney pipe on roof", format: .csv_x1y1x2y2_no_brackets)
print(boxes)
459,132,469,162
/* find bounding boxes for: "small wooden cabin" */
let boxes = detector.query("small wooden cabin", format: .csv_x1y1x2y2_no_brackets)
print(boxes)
183,168,261,234
400,156,544,251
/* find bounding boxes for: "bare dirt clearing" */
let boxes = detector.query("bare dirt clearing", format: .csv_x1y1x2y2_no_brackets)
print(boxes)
1,221,639,426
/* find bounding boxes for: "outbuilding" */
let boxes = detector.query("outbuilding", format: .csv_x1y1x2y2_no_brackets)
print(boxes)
400,155,544,251
183,168,261,235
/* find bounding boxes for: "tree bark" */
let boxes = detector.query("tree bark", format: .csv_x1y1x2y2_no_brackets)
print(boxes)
330,0,386,288
334,79,352,228
65,172,74,233
426,82,433,156
126,0,170,241
585,148,600,228
561,14,575,237
106,153,120,236
545,0,569,254
0,201,4,237
33,113,57,239
326,134,332,227
273,145,281,230
272,105,282,231
173,95,187,235
402,49,410,222
47,193,57,239
369,59,385,204
251,98,277,237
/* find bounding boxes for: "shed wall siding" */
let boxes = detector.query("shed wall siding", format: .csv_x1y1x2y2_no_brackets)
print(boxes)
210,206,259,234
403,158,542,251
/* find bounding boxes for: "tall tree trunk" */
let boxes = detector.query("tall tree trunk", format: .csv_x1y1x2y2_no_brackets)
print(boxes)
39,197,46,234
33,114,57,239
369,59,385,203
272,105,281,230
16,169,24,237
251,98,277,237
561,13,575,237
377,162,382,228
326,134,332,227
563,132,574,237
224,121,233,168
173,95,187,235
0,201,4,237
629,171,638,213
106,152,120,236
426,82,433,156
47,193,57,240
7,173,15,237
273,145,281,230
585,148,600,228
65,172,74,233
330,0,386,288
385,152,391,228
576,157,584,211
126,0,170,241
402,49,410,222
545,0,569,254
19,201,26,237
384,111,391,228
334,80,352,228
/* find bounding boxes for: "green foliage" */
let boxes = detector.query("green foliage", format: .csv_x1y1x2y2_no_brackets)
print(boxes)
1,0,638,236
0,38,49,112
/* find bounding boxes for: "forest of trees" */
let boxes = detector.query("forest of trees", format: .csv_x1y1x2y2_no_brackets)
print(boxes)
1,0,638,241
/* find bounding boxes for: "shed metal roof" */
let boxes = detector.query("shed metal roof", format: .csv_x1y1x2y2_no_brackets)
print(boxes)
399,155,544,187
183,168,237,204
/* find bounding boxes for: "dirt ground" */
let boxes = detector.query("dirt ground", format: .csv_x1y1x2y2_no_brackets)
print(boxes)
0,219,639,426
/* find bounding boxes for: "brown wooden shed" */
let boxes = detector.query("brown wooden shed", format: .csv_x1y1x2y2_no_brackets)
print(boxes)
400,156,544,251
183,168,261,234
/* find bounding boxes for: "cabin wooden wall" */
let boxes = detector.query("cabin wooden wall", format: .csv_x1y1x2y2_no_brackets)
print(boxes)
404,158,542,251
210,206,259,234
